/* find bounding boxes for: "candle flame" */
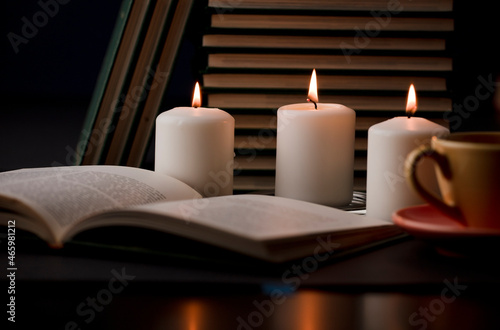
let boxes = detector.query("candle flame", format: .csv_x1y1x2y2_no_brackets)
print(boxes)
192,82,201,108
406,84,417,117
307,69,318,108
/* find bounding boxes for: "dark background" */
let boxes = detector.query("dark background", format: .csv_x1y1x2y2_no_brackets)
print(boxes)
1,0,498,172
0,0,202,172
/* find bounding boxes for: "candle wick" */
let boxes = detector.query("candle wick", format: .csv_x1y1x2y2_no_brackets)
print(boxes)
307,98,318,110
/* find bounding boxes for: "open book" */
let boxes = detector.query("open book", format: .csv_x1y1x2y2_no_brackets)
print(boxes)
0,166,403,262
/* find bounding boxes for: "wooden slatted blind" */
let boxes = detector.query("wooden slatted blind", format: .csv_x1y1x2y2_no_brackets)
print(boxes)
202,0,453,193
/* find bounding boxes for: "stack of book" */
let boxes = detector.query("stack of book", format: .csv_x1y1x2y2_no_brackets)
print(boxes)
201,0,453,193
78,0,194,167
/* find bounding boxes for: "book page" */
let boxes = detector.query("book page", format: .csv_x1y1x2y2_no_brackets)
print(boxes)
124,194,392,241
0,166,200,238
70,194,399,262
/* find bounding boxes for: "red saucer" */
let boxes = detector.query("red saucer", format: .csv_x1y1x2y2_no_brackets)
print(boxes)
392,205,500,256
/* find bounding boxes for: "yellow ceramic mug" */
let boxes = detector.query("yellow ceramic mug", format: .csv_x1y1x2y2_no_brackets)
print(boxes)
405,132,500,228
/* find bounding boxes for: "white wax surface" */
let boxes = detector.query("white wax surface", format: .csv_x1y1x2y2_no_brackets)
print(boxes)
366,116,449,220
275,103,356,206
155,107,234,197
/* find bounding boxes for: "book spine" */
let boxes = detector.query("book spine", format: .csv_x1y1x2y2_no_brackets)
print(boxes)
76,0,134,165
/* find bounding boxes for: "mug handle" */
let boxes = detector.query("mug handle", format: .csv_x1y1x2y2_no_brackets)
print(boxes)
405,145,464,223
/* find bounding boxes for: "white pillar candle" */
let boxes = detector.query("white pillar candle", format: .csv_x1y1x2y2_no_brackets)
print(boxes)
155,83,234,197
275,70,356,206
366,84,449,220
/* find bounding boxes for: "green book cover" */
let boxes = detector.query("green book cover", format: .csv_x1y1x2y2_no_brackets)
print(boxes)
75,0,134,165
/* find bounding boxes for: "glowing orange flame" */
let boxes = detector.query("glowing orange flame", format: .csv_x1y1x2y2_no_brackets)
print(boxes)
406,84,417,117
192,82,201,108
307,69,318,106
